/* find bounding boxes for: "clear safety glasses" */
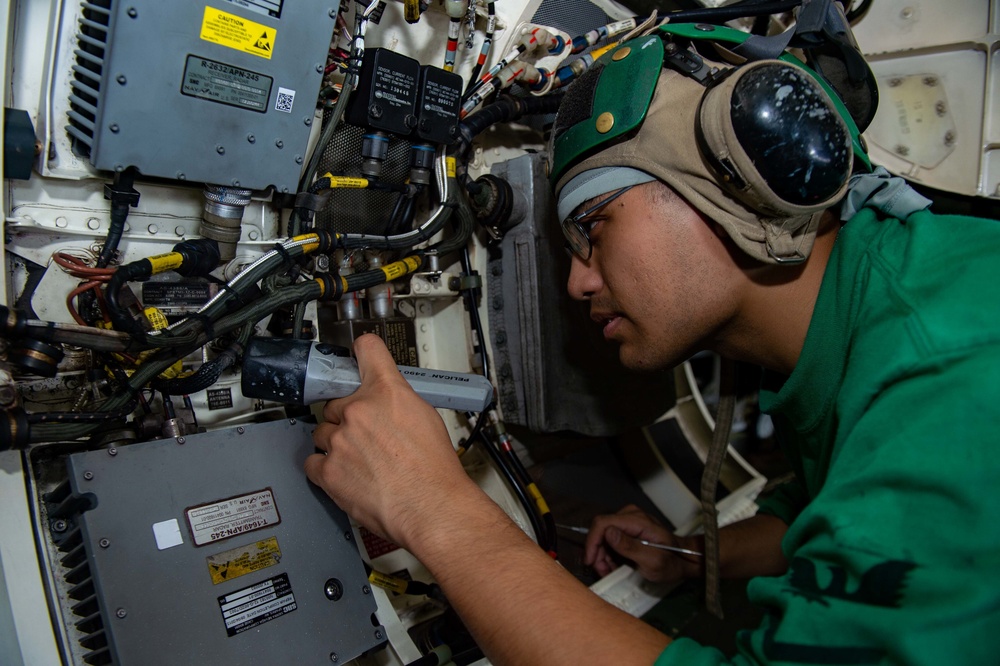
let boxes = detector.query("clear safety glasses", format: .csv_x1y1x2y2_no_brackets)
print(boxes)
560,185,634,261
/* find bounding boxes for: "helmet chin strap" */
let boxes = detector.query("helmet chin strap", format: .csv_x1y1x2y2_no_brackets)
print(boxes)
701,356,737,619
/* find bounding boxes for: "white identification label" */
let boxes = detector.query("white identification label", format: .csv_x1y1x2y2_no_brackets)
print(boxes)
152,518,184,550
218,573,297,636
186,488,281,546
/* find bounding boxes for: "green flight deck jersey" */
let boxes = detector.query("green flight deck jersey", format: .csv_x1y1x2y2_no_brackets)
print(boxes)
657,206,1000,665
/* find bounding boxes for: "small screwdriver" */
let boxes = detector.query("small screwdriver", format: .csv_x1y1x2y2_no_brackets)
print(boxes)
556,523,703,557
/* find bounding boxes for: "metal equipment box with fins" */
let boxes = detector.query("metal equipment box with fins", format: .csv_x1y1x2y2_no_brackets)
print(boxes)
67,0,337,192
54,419,385,665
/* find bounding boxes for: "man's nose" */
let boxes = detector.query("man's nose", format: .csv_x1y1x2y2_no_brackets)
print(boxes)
566,254,602,301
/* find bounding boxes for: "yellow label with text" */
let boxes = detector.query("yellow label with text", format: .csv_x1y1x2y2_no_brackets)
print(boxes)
200,7,275,60
446,157,457,178
328,176,369,189
381,256,421,281
147,252,184,274
368,570,408,594
207,537,282,585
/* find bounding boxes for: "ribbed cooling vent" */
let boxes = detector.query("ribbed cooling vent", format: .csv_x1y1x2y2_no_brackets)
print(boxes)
66,0,114,156
47,479,113,665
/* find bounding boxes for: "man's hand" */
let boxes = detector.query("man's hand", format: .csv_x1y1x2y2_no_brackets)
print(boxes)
584,504,702,583
305,334,479,549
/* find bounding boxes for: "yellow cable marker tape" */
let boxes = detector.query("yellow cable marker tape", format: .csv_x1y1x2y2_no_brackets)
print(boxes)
368,570,408,594
200,7,275,60
290,233,320,253
381,256,422,281
144,307,169,331
527,483,551,515
328,176,370,189
147,252,184,274
446,157,457,178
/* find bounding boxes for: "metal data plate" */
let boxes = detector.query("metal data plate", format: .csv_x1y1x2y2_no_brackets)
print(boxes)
65,419,384,665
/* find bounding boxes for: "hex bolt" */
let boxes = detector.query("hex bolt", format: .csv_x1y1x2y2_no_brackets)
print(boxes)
127,7,137,18
83,471,94,481
116,74,127,85
99,538,111,549
116,608,127,619
362,585,371,595
52,519,68,533
108,447,118,456
247,133,256,143
176,437,186,445
109,123,120,133
237,426,245,434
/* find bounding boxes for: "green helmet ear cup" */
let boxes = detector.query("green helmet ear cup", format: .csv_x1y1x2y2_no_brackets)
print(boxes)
550,34,664,186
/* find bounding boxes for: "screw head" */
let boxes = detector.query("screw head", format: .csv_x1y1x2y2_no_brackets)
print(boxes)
237,426,245,434
109,123,120,133
176,172,186,181
375,630,383,640
324,578,344,601
329,9,337,18
304,117,312,126
108,447,118,456
52,519,68,533
116,608,127,619
330,653,339,663
289,418,297,425
127,7,137,18
362,585,371,595
99,538,111,548
316,63,324,73
216,145,226,155
275,139,284,148
247,133,256,143
295,155,304,165
116,74,127,85
369,104,383,119
176,437,186,445
83,471,94,481
405,114,417,129
343,530,352,541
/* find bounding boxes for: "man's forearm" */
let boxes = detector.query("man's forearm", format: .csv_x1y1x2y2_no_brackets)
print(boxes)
405,483,671,666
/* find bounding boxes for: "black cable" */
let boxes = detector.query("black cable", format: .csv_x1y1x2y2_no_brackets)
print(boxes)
845,0,873,22
459,247,490,380
660,0,803,24
471,418,547,550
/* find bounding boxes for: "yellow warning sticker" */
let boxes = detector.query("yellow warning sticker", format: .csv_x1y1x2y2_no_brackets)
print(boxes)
207,536,282,585
200,7,276,60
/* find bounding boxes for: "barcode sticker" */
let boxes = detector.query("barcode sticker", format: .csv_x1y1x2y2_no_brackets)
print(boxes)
275,87,295,112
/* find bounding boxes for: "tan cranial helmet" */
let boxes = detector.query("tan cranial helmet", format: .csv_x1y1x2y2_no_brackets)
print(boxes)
552,27,866,264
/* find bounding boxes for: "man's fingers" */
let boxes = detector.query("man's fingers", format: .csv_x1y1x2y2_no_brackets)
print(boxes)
312,422,336,452
353,333,407,385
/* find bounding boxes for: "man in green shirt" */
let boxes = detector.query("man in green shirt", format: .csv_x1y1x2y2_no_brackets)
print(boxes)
306,25,1000,666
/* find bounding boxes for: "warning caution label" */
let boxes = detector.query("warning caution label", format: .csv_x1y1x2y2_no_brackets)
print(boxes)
200,6,276,60
207,537,282,585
